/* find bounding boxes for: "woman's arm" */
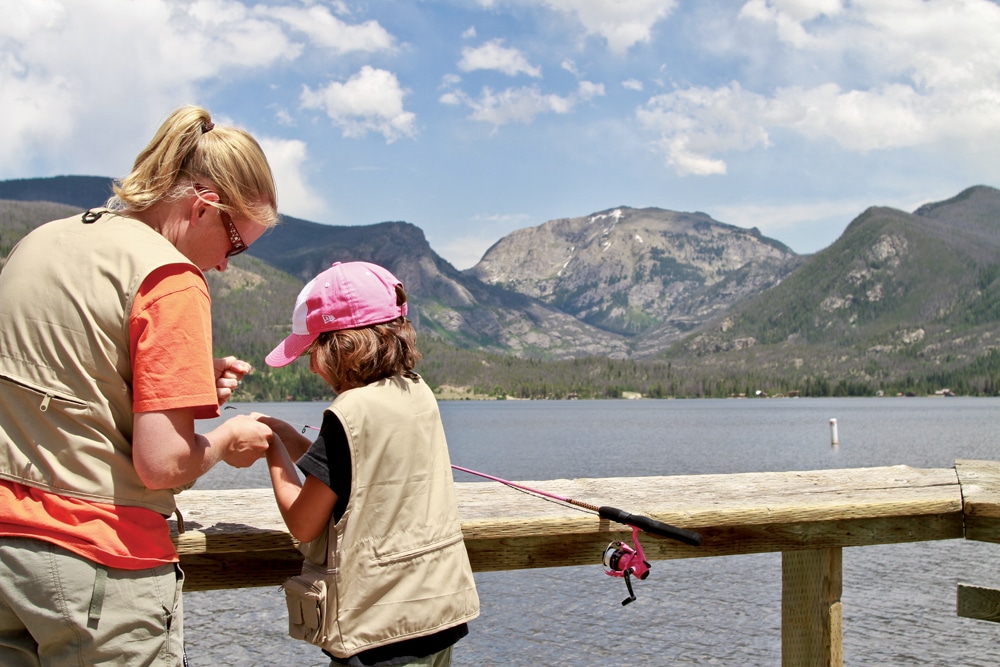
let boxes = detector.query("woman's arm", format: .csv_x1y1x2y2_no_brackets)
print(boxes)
132,409,271,489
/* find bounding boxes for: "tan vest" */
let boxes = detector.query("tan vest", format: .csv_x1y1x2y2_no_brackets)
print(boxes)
294,374,479,658
0,211,202,515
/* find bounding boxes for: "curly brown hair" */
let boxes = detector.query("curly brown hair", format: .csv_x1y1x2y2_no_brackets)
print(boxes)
310,317,421,393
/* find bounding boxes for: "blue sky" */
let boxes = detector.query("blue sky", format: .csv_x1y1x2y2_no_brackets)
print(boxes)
3,0,1000,269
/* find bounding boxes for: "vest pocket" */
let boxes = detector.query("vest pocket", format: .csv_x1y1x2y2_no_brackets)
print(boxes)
282,562,330,644
373,532,465,566
0,373,87,412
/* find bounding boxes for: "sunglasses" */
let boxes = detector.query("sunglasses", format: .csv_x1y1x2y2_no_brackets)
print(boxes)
194,183,247,257
220,210,247,257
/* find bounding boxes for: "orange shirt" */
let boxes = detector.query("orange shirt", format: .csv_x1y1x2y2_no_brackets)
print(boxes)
0,264,219,569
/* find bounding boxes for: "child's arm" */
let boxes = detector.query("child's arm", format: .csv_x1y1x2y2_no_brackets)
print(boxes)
266,433,338,544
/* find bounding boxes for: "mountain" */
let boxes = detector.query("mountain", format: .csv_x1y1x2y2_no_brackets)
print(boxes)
0,199,84,268
467,206,805,352
0,178,632,359
6,175,1000,397
669,185,1000,392
248,215,632,358
0,176,114,208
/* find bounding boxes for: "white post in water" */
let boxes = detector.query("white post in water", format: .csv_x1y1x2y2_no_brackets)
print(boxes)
829,418,839,446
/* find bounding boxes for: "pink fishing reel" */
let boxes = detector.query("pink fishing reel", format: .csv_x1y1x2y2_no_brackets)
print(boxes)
602,525,650,605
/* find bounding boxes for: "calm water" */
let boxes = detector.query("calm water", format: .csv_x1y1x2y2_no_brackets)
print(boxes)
187,397,1000,666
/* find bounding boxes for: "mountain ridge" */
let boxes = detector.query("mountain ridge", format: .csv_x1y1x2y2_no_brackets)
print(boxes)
4,176,1000,398
467,205,803,345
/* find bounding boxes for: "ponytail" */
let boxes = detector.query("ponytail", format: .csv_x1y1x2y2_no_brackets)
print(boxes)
109,105,278,227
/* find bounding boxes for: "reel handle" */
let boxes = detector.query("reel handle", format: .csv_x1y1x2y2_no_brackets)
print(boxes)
598,506,702,546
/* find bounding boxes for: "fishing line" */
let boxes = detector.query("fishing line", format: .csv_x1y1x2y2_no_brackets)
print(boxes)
450,464,597,514
293,420,701,543
249,411,703,604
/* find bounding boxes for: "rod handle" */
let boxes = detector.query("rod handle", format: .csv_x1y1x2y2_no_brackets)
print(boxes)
598,506,702,546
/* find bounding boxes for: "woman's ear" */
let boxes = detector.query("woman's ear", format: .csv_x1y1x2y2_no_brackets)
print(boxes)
189,185,220,227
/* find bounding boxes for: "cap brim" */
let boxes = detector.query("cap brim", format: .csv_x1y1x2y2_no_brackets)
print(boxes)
264,333,317,368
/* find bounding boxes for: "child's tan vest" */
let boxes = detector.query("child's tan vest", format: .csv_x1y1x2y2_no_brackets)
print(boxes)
285,374,480,658
0,211,202,515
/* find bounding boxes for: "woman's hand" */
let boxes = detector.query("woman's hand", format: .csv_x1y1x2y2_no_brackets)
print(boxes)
215,356,252,405
219,414,272,468
251,412,314,461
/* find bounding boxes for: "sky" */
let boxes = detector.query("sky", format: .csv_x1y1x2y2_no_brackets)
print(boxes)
3,0,1000,270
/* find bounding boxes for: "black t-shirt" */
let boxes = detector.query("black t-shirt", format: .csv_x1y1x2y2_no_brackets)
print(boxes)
294,409,469,666
296,410,351,522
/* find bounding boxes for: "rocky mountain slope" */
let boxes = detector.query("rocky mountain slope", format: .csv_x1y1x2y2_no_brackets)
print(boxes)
249,215,632,357
668,185,1000,389
0,180,632,358
468,206,805,350
5,176,1000,389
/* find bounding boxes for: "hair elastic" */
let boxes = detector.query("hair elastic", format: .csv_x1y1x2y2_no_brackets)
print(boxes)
202,121,215,133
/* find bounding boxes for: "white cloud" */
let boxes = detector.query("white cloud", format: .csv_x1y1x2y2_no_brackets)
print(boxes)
746,0,844,23
622,78,644,91
436,234,503,269
641,0,1000,176
0,0,393,179
258,137,326,219
637,83,770,175
577,80,605,100
253,3,395,53
301,66,417,142
437,212,534,268
737,0,842,47
773,83,928,151
713,198,868,237
533,0,680,54
459,39,542,77
442,80,605,128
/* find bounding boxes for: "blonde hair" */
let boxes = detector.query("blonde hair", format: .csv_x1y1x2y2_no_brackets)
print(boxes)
109,105,278,227
311,298,421,393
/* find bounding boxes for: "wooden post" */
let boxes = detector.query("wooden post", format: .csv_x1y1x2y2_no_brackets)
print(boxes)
782,548,843,667
957,583,1000,622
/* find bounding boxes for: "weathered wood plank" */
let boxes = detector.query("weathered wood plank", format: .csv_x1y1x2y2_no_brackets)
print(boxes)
783,549,843,667
180,553,304,591
171,465,963,591
957,583,1000,623
955,459,1000,543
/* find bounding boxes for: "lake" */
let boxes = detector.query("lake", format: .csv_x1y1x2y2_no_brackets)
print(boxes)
187,397,1000,666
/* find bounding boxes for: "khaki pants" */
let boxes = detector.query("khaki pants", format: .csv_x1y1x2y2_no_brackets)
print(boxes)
0,536,185,667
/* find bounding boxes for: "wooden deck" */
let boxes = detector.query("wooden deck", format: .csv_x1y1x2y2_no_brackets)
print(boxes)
170,459,1000,667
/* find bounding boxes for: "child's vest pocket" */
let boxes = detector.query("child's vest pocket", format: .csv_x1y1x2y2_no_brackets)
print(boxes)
282,561,330,644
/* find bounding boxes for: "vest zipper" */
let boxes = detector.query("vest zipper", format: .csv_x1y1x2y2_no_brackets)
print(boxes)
0,373,86,410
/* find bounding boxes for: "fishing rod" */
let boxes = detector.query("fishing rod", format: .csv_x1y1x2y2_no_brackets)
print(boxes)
284,416,703,605
451,464,702,605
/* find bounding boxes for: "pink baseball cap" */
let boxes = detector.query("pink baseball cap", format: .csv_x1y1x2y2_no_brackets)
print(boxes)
265,261,408,367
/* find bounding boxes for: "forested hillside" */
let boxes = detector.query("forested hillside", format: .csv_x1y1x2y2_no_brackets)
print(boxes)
5,178,1000,399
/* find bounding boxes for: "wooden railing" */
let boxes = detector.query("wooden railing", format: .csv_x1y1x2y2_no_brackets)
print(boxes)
169,459,1000,667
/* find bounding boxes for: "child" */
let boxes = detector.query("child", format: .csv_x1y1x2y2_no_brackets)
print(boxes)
258,261,479,667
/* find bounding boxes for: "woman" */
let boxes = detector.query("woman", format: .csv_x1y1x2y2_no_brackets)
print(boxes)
0,106,278,666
